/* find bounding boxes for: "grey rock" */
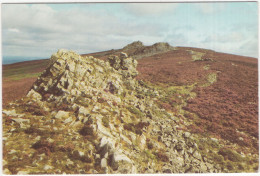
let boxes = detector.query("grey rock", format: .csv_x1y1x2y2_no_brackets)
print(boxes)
120,52,128,58
183,132,191,138
11,118,30,124
193,150,202,160
110,152,132,171
55,110,70,119
163,168,172,173
101,158,107,168
200,163,208,172
108,55,121,70
175,142,184,151
95,154,100,159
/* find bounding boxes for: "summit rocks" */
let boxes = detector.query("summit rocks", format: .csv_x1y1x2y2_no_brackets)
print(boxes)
123,41,176,59
3,49,221,174
123,41,144,50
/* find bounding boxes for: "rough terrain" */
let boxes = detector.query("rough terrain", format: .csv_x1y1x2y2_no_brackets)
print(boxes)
2,42,259,174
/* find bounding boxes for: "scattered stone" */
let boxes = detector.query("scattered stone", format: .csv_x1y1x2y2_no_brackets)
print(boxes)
175,142,184,151
44,165,53,170
17,170,30,175
27,89,42,101
55,110,70,119
66,159,74,165
3,168,12,174
183,132,191,138
101,158,107,168
3,109,17,116
11,117,30,124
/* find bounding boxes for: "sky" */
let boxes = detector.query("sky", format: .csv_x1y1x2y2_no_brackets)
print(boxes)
1,2,258,60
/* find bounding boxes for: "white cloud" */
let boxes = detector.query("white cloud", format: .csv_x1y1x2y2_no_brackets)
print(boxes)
1,3,257,59
198,31,258,58
124,3,178,16
237,38,258,58
8,28,20,33
194,3,225,14
2,4,163,58
203,32,245,43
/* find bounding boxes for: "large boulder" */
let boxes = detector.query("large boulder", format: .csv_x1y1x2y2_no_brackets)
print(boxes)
108,52,138,78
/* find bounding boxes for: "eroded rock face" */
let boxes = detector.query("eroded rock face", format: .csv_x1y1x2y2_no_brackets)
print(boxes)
3,49,221,174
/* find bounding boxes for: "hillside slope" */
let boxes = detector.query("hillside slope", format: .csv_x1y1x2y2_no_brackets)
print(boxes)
137,47,258,151
2,42,259,173
2,59,49,105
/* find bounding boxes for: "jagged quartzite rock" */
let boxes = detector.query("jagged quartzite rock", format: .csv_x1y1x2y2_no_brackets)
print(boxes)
108,52,138,78
110,152,135,173
123,41,144,50
123,41,176,59
27,50,138,109
55,110,70,119
151,42,173,51
108,55,121,70
27,89,42,101
3,49,224,174
101,158,107,168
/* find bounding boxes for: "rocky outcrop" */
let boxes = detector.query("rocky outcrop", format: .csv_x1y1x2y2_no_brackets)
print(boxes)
189,50,214,62
123,41,176,59
3,49,221,174
123,41,144,50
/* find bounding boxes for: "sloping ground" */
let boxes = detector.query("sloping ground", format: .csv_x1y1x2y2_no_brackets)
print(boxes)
2,41,173,105
83,41,175,60
3,78,39,106
3,59,49,78
2,59,49,106
2,44,259,173
3,50,229,174
136,48,259,165
185,52,258,146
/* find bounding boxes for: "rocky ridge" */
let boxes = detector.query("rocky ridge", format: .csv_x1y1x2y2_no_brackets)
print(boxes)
88,41,176,60
3,49,223,174
123,41,176,59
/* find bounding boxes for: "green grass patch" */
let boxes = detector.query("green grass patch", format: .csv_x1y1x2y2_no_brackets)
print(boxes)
218,148,244,162
194,135,254,172
127,106,144,118
190,51,205,61
7,72,42,81
203,65,210,70
207,73,217,84
3,61,48,78
144,150,157,160
201,73,217,87
102,116,110,127
156,84,196,114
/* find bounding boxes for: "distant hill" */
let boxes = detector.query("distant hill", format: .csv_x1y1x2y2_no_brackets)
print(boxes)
2,42,258,174
2,56,47,64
